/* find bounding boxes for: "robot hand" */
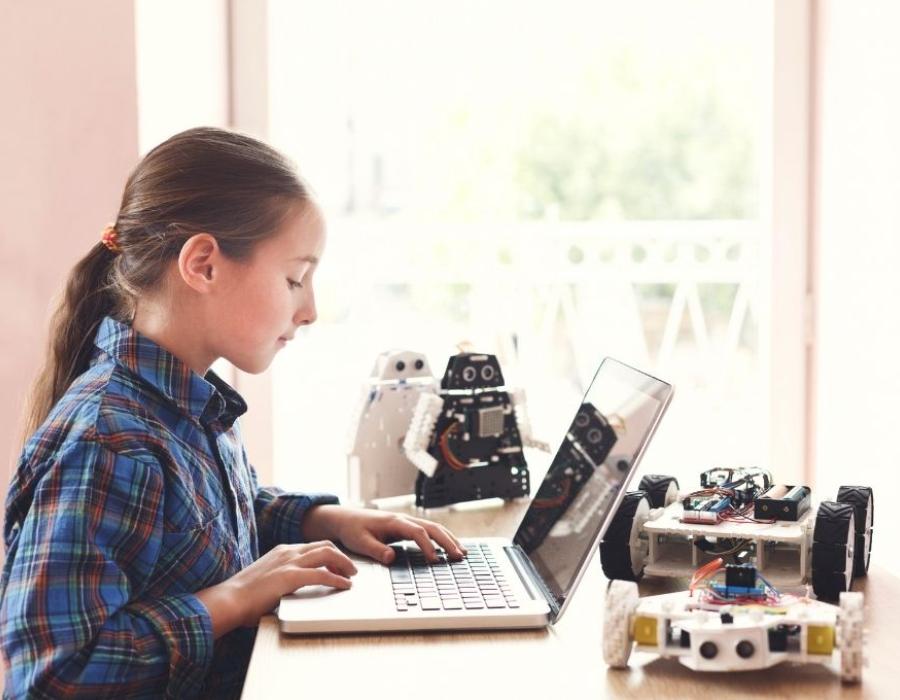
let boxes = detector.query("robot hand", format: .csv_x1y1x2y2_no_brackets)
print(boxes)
402,392,443,477
510,388,551,452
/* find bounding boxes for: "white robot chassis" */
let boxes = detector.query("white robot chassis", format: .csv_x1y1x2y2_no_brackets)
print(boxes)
600,470,873,682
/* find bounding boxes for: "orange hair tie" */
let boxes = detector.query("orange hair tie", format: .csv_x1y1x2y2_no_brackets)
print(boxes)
100,223,121,253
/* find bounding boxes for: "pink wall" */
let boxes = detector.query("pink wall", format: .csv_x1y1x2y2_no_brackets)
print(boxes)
0,1,139,533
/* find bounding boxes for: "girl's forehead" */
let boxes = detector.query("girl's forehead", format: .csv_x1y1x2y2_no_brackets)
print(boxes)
263,203,326,260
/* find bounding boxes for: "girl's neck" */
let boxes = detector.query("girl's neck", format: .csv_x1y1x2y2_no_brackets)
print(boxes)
132,301,216,377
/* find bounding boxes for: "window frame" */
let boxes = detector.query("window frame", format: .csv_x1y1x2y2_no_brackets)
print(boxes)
223,0,813,489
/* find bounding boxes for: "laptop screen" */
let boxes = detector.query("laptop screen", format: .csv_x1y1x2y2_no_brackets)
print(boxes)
512,357,672,609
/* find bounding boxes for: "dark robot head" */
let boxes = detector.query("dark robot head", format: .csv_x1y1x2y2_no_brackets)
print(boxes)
568,402,618,467
440,353,505,390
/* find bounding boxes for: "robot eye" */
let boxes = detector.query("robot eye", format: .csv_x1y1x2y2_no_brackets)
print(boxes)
575,412,589,428
480,365,495,381
587,428,602,444
414,359,424,370
462,366,477,383
395,361,406,372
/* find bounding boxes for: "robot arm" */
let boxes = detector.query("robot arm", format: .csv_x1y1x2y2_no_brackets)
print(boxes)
510,388,551,452
402,392,444,477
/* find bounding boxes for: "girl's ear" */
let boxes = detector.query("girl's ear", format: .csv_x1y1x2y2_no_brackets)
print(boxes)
178,233,220,293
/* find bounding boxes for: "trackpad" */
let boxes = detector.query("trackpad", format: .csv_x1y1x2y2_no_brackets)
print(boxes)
280,557,388,615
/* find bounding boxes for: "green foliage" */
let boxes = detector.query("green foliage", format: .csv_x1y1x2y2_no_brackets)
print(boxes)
514,50,759,221
409,41,760,223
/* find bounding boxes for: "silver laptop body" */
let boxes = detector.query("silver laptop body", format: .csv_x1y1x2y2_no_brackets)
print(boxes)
278,357,673,634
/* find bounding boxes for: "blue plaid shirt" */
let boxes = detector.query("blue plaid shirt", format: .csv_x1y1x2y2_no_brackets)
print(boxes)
1,316,338,699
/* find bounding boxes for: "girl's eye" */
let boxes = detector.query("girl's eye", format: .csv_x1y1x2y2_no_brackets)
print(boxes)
287,278,304,290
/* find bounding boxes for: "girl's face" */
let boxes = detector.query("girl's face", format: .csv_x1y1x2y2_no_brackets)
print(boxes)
213,203,326,374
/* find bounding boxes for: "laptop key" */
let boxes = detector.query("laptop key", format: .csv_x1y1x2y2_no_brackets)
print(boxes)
484,597,506,609
420,597,441,610
442,598,463,610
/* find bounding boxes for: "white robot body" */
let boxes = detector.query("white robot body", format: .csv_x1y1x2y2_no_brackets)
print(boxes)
347,350,438,504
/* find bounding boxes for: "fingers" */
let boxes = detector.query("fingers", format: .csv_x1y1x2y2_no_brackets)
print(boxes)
396,520,465,563
272,541,358,577
401,522,439,562
284,542,357,592
428,522,467,558
290,567,353,591
350,532,398,565
414,521,467,560
295,545,358,577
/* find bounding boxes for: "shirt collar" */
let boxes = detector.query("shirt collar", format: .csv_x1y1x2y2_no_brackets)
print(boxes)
92,316,248,428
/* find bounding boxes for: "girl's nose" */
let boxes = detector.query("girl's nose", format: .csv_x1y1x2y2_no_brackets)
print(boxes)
294,295,317,327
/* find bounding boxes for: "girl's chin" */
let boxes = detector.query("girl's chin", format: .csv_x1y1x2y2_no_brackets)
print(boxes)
230,355,275,375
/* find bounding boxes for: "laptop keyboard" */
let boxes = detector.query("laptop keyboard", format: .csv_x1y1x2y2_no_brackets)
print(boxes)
389,542,520,612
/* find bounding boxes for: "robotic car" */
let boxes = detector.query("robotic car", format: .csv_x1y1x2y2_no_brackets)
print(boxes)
603,562,864,682
600,467,874,602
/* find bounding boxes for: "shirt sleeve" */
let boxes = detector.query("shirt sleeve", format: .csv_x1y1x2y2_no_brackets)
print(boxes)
0,440,214,699
248,463,339,555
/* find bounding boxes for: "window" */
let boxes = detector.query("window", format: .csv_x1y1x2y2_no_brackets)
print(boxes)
261,0,786,498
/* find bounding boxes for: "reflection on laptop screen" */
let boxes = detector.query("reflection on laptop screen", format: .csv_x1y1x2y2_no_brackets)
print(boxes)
513,358,671,607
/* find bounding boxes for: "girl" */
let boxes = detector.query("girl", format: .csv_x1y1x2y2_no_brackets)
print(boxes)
0,127,466,699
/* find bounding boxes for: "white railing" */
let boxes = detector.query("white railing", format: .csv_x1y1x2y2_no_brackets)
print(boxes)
274,219,768,498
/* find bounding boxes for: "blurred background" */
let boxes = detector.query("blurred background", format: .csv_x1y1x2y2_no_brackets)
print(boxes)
1,1,898,575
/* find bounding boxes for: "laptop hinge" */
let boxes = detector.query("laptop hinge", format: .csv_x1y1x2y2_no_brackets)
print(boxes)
504,545,560,620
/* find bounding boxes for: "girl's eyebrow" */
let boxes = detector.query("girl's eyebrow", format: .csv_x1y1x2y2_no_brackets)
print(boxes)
289,254,319,264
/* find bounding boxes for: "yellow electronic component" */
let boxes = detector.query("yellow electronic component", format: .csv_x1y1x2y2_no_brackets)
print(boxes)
807,625,835,654
633,615,658,645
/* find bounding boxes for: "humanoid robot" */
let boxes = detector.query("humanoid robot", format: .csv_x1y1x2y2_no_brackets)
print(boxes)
347,350,438,505
402,352,550,508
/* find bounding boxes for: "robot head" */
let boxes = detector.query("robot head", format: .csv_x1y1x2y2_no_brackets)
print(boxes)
568,402,618,466
371,350,433,382
440,353,505,390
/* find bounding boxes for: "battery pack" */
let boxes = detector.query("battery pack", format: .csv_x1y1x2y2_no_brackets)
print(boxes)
753,484,811,521
680,493,732,524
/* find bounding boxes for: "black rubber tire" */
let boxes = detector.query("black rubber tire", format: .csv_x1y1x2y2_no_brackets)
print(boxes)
600,490,649,582
811,501,856,602
637,474,680,508
837,486,874,577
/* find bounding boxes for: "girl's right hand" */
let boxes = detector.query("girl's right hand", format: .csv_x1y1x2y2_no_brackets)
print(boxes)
196,540,357,637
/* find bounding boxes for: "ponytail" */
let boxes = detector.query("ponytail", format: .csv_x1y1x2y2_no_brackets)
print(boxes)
23,242,119,442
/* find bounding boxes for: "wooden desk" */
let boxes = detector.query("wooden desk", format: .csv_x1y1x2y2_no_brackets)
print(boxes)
243,499,895,699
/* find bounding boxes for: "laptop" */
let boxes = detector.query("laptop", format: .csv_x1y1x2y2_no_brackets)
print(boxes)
278,357,673,634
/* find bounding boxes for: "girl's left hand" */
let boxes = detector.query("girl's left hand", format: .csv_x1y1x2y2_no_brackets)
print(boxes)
302,505,468,565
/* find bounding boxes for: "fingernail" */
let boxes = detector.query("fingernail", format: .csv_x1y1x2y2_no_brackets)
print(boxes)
382,551,393,564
